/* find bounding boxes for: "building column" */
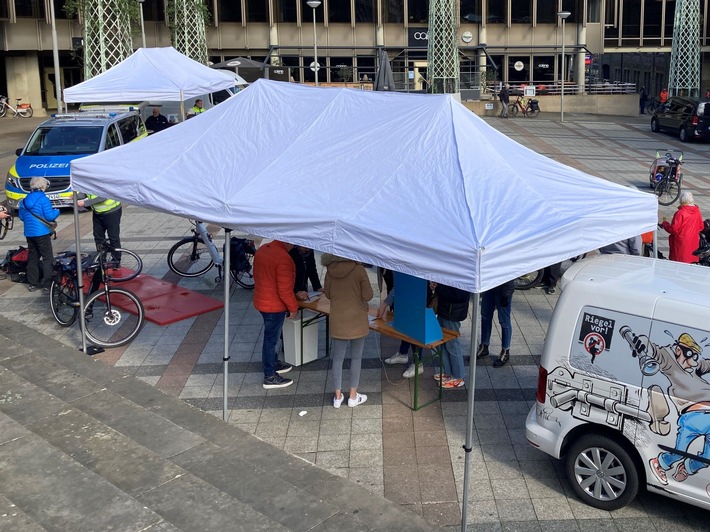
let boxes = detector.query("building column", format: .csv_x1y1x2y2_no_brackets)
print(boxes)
576,25,587,93
5,53,46,116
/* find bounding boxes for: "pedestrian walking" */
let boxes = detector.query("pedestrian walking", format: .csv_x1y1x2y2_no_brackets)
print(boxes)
499,83,510,118
640,87,648,114
476,279,515,368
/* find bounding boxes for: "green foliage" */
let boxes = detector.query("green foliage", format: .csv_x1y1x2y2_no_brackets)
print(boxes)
166,0,211,28
336,66,353,83
64,0,141,25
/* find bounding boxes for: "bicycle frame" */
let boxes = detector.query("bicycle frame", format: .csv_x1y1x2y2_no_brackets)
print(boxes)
194,221,224,267
0,96,31,118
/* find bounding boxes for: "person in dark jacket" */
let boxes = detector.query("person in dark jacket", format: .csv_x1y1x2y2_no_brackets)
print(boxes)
145,107,171,133
499,83,510,118
289,246,322,294
431,282,471,388
639,87,648,115
18,177,59,292
476,279,515,368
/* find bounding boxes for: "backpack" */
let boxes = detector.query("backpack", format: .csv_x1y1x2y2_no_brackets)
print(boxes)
226,237,256,274
1,246,29,282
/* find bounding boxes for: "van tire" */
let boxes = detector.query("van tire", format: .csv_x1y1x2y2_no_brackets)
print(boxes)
651,117,660,132
679,126,689,142
565,434,639,511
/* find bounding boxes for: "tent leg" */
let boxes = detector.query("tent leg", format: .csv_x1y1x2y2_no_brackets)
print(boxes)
223,228,231,421
73,192,88,355
461,292,480,532
653,227,658,258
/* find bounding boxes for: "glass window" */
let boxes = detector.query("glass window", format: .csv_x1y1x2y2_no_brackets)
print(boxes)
460,0,481,23
561,0,580,23
533,55,555,83
303,55,325,83
0,0,7,18
355,55,376,82
621,0,641,39
487,0,506,23
118,116,140,144
281,56,300,81
105,124,122,150
511,0,531,24
508,55,530,82
142,0,166,22
587,0,600,23
331,57,353,82
383,0,404,23
355,0,375,22
219,0,242,22
537,0,556,23
329,0,350,22
302,1,324,22
643,0,662,44
15,0,43,18
247,0,268,22
664,0,675,41
276,0,297,22
408,0,427,22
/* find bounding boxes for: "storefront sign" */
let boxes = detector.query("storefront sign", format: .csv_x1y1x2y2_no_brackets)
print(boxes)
408,28,429,48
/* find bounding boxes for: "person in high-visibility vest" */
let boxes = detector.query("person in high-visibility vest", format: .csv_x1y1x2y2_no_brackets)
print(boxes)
77,194,123,259
191,99,206,114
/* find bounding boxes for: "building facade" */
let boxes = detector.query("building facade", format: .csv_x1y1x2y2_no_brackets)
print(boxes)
1,0,709,110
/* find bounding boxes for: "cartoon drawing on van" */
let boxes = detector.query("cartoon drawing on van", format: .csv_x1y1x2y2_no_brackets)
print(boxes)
620,326,710,486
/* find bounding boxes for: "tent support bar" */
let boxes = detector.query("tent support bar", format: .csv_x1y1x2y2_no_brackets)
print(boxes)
223,228,231,421
461,292,480,532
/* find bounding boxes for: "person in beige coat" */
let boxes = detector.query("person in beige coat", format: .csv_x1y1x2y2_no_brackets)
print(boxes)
322,254,374,408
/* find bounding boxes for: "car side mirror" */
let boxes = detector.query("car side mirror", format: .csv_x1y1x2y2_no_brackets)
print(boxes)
15,148,22,156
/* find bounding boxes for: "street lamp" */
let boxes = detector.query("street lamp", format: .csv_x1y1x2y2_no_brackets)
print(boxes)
306,0,321,86
557,10,571,122
48,0,62,112
138,0,147,48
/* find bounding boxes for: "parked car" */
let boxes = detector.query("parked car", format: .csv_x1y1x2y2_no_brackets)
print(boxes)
526,254,710,512
650,95,710,142
5,111,147,211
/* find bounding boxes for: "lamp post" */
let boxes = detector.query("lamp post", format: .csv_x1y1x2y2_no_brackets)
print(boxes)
138,0,147,48
48,0,62,112
557,10,571,122
306,0,321,86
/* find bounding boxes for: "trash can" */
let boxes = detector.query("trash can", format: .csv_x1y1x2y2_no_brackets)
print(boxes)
282,309,320,366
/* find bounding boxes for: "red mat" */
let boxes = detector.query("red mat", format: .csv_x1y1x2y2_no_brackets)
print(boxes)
85,272,223,326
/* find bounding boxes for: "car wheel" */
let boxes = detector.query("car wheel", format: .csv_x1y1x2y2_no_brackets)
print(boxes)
679,127,689,142
650,117,660,133
565,434,639,511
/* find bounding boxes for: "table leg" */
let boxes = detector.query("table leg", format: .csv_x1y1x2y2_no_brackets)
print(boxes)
411,346,444,411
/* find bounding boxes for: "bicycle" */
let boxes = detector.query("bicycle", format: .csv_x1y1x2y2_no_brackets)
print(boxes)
649,150,683,206
167,220,256,289
0,95,34,118
645,96,664,115
0,206,13,240
514,255,587,290
507,94,540,118
49,241,145,348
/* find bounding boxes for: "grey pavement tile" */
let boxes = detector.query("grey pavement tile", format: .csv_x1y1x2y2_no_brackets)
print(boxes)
349,449,383,468
0,369,67,425
532,520,581,532
495,499,537,522
0,410,31,445
490,478,531,500
348,466,383,489
577,520,623,532
350,433,383,451
569,498,613,520
531,497,575,521
317,450,351,468
612,518,659,532
0,493,46,532
351,417,382,434
287,419,320,437
318,433,351,452
320,418,352,434
466,498,499,524
284,435,319,454
501,522,542,532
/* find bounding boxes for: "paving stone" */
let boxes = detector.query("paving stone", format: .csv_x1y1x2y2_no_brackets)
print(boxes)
0,492,45,532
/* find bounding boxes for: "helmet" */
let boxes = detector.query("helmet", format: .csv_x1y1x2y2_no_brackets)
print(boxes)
655,173,663,182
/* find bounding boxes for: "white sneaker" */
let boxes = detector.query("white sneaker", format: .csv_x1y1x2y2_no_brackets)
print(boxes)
348,393,368,407
402,363,423,378
333,394,345,409
385,353,409,365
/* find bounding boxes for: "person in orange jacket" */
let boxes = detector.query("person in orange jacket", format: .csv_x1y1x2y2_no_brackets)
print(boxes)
659,88,669,104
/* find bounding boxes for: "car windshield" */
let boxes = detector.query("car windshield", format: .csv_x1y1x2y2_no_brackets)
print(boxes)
23,125,104,156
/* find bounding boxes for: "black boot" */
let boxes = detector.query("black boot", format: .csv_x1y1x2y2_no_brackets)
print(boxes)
493,349,510,368
475,344,489,359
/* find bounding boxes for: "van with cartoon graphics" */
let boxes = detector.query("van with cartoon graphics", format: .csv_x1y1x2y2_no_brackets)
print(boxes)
526,254,710,511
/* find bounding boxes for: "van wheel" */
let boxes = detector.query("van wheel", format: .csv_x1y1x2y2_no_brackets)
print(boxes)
679,127,689,142
565,434,639,511
651,117,660,132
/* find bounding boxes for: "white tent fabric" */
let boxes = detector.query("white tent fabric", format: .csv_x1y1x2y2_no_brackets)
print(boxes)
64,47,237,103
71,79,658,292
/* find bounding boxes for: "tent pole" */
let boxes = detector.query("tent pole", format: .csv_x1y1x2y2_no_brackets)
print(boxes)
72,192,88,355
653,227,658,258
180,89,185,122
461,292,480,532
223,228,232,421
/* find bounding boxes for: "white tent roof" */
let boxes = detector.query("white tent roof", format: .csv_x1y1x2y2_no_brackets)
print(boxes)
70,79,658,292
64,47,238,103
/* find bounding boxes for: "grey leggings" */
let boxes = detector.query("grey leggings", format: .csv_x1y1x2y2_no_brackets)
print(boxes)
331,337,365,391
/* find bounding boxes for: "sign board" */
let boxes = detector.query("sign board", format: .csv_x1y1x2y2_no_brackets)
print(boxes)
408,28,429,48
485,103,494,110
524,86,536,96
310,61,321,72
514,61,524,72
461,31,473,43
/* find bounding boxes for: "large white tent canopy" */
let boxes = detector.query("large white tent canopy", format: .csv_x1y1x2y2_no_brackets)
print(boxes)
64,47,239,103
71,79,658,293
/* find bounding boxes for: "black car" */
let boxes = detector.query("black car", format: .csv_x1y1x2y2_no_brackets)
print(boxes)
650,95,710,142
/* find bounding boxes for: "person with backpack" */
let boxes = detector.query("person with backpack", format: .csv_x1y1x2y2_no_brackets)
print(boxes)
430,282,471,389
18,177,59,292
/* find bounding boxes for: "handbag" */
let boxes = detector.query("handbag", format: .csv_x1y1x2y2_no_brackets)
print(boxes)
21,199,58,239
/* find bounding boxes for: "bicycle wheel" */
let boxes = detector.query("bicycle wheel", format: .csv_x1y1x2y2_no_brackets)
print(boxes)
514,270,543,290
103,248,143,282
49,272,79,327
526,108,540,118
654,178,680,206
0,106,6,118
167,237,214,277
231,251,255,289
508,104,519,117
83,287,144,348
18,107,33,118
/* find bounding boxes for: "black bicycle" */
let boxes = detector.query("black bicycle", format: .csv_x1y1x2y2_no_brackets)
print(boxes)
649,150,683,206
49,241,145,348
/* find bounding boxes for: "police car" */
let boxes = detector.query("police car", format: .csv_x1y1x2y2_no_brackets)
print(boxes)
5,111,147,211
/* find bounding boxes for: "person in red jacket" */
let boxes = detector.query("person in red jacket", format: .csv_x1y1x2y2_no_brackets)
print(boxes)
661,192,704,263
253,240,299,389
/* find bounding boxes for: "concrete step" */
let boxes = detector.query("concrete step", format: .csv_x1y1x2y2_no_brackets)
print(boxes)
0,316,440,532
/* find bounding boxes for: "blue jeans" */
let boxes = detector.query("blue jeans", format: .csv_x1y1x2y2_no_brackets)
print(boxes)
480,292,512,350
438,317,464,379
261,311,286,377
658,411,710,475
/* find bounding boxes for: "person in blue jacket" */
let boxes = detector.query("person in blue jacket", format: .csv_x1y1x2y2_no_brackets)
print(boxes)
18,177,59,292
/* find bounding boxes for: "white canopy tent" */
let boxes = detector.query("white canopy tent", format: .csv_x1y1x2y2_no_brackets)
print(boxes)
63,47,240,103
70,80,658,531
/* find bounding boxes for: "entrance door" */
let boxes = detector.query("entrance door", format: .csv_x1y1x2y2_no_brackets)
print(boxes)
412,61,428,92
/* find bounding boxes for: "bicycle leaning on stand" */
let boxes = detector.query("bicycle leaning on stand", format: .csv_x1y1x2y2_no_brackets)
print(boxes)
649,150,683,206
0,95,33,118
167,220,256,289
507,94,541,118
49,241,145,348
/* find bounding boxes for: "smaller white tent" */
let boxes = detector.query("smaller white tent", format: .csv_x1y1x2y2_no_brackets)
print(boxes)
64,47,238,103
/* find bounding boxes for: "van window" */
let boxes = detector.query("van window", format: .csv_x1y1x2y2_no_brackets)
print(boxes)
24,126,104,156
118,116,140,143
105,124,122,150
698,102,707,116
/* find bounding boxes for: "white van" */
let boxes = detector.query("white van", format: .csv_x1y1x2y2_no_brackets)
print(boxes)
526,254,710,511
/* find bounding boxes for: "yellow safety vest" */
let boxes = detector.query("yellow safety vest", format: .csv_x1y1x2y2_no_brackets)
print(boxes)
86,195,121,214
